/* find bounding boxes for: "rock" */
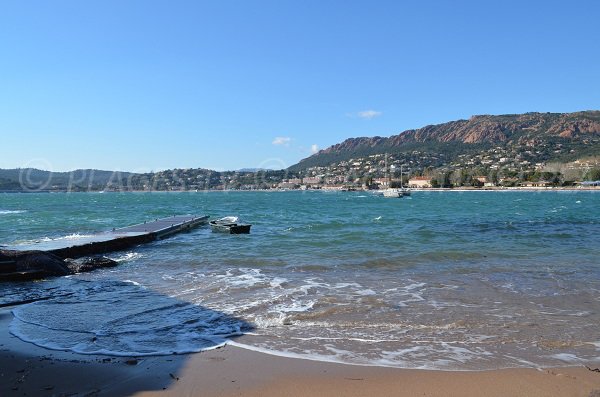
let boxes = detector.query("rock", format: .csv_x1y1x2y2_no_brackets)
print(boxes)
64,256,118,273
0,249,71,280
0,249,119,282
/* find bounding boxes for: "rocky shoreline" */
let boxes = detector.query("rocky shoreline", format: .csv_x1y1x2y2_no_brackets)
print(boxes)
0,249,117,282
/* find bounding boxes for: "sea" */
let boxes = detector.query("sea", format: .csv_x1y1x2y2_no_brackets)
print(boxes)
1,190,599,370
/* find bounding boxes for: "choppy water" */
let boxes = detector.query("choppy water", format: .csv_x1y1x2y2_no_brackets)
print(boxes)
1,191,600,370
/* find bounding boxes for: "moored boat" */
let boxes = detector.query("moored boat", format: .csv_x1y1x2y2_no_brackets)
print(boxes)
398,164,411,196
382,188,403,198
210,217,252,234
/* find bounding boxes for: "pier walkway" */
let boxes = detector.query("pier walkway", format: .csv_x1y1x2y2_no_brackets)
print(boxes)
8,215,209,258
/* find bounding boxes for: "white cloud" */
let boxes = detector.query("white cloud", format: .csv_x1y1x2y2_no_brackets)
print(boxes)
272,136,292,146
310,144,319,154
357,110,382,119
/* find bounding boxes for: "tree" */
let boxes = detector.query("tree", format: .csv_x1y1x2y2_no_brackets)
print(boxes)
585,168,600,181
490,170,499,185
459,168,473,186
441,172,453,188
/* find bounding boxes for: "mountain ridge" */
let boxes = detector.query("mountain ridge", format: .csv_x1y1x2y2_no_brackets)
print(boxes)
290,110,600,170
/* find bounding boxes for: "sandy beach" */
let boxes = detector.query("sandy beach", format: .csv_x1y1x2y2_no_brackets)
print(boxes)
1,309,599,397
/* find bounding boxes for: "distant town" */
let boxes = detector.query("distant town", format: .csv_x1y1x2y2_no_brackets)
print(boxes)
3,110,600,192
3,152,600,193
117,150,600,191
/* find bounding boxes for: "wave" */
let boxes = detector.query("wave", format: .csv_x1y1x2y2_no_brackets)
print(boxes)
12,233,96,246
55,233,96,241
0,209,26,215
227,340,486,371
112,252,144,262
8,279,253,357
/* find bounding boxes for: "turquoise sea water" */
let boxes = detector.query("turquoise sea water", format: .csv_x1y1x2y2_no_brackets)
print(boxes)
1,191,599,369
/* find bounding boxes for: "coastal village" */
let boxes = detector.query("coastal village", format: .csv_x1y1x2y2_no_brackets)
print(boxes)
3,110,600,192
115,151,600,192
3,152,600,192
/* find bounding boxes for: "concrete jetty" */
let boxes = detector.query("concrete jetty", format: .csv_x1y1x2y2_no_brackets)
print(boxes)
8,215,209,259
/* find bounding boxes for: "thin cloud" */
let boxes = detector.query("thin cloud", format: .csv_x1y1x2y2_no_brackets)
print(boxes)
357,110,382,119
310,144,319,154
272,136,292,146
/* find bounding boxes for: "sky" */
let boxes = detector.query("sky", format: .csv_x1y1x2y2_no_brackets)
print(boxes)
1,0,599,172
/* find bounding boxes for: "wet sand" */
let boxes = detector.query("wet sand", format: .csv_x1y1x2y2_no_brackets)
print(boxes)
2,309,600,397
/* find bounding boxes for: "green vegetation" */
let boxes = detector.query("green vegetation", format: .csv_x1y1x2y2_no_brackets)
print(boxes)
584,168,600,181
0,177,21,191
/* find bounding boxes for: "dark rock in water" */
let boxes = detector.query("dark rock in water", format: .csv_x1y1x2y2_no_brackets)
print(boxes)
0,249,118,282
0,249,70,280
64,256,118,273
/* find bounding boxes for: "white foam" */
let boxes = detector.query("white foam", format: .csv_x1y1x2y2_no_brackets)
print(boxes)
112,252,144,262
404,282,426,290
228,341,384,367
334,282,362,289
273,300,316,313
270,277,288,288
19,233,97,244
289,336,402,343
356,289,376,296
503,355,543,368
219,268,269,288
0,210,26,214
252,316,287,328
550,353,582,363
228,341,481,371
58,233,96,240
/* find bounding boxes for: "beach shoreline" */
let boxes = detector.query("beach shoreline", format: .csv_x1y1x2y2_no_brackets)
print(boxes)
2,186,600,194
2,308,600,397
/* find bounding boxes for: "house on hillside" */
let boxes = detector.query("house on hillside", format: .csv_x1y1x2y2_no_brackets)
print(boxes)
408,176,433,188
520,181,552,188
302,176,323,185
372,177,389,187
577,180,600,187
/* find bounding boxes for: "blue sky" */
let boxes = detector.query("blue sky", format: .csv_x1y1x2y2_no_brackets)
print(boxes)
1,0,599,172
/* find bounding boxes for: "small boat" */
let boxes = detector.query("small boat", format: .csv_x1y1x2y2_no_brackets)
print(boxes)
382,188,404,198
379,156,405,198
396,164,411,196
210,216,251,234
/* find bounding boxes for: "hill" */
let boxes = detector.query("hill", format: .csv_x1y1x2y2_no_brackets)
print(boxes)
290,111,600,170
0,169,131,191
